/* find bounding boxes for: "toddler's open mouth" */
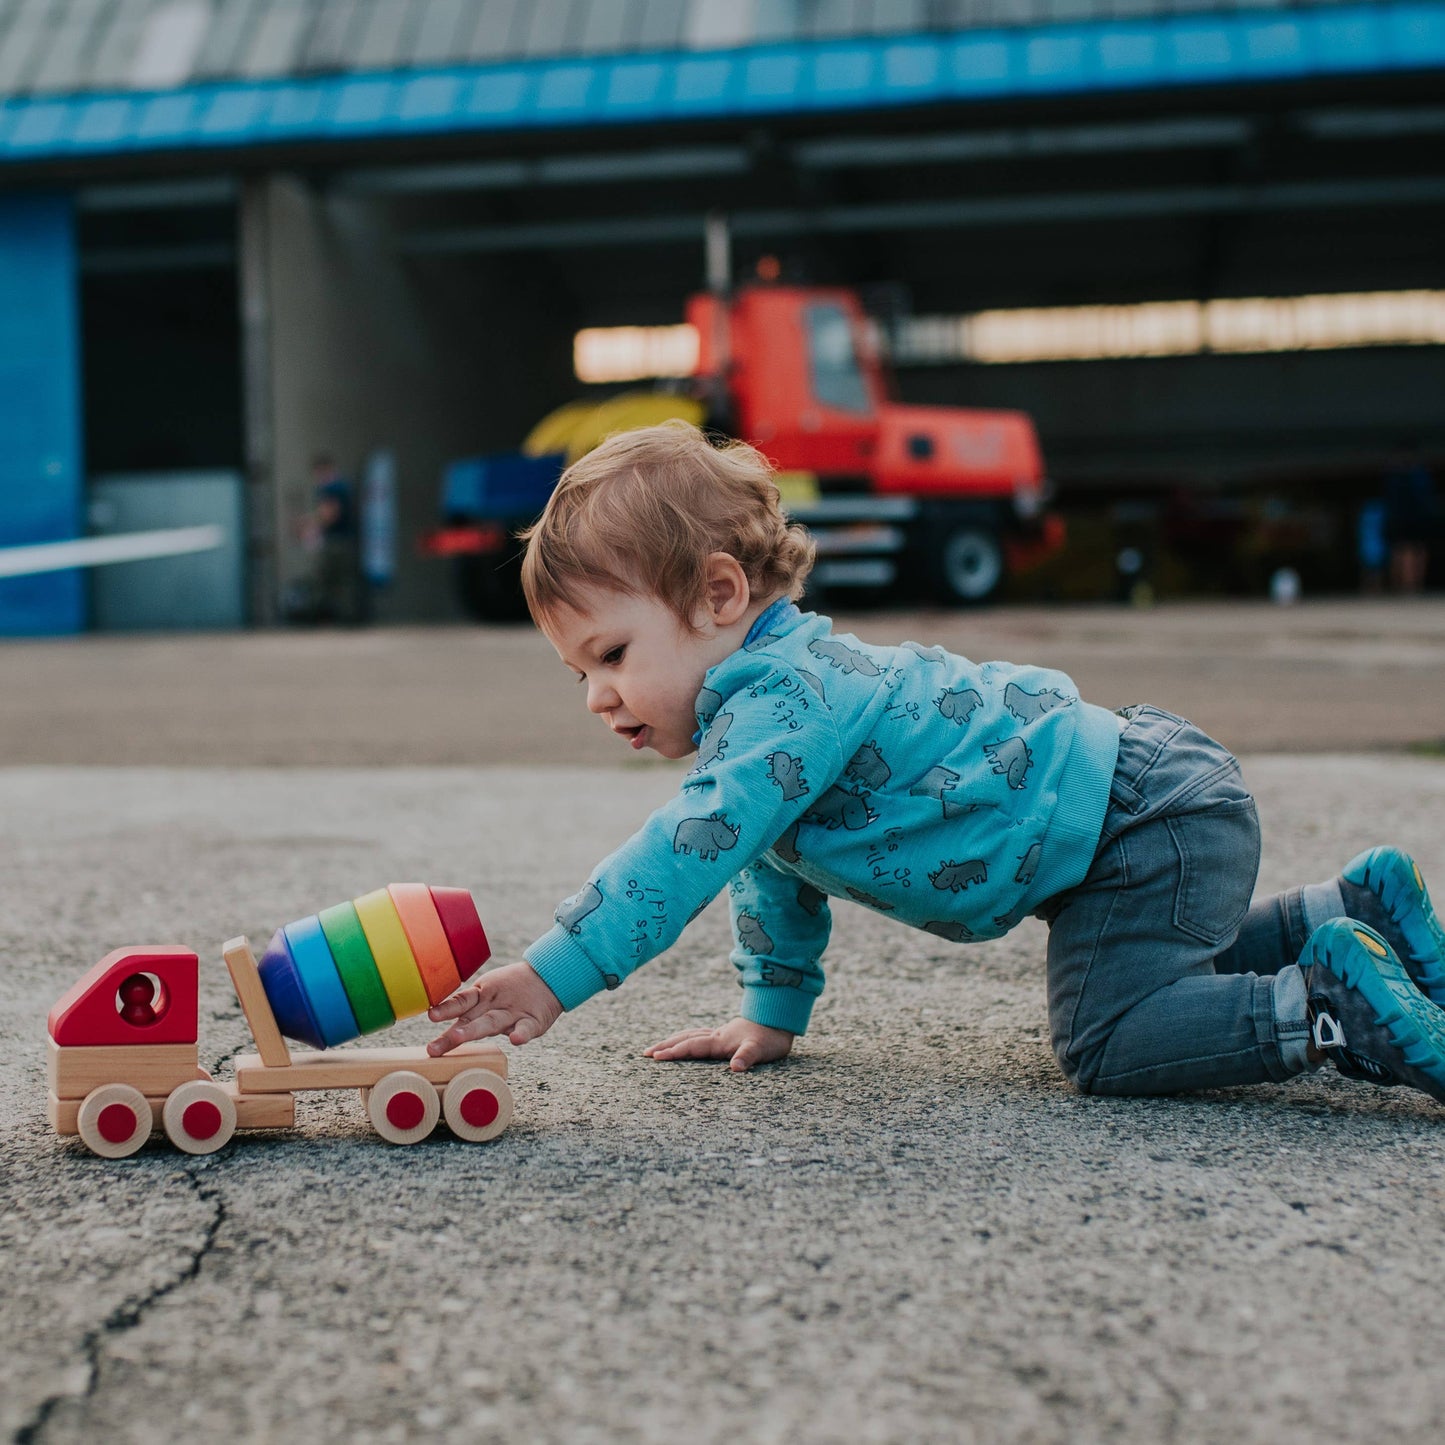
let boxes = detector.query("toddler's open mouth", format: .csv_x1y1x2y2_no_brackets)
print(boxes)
616,723,650,750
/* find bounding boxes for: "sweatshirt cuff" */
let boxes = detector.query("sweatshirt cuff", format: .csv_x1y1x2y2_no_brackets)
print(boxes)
524,926,611,1010
741,985,815,1035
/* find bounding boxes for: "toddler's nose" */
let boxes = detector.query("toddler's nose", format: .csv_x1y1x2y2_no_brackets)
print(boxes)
586,677,619,714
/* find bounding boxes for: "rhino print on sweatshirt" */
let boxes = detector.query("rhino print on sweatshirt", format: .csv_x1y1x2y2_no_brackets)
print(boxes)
673,813,741,861
767,751,809,801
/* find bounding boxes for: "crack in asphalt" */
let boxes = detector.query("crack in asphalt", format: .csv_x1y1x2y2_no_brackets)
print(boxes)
13,1168,226,1445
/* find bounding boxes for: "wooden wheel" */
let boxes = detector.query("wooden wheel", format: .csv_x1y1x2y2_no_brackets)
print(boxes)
162,1080,237,1155
76,1083,152,1158
366,1070,439,1145
442,1069,513,1143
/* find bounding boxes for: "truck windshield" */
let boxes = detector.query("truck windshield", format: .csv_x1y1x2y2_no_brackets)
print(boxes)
805,303,873,416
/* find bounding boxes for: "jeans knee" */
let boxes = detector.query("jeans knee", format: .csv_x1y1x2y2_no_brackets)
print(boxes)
1058,1040,1166,1096
1053,1036,1106,1095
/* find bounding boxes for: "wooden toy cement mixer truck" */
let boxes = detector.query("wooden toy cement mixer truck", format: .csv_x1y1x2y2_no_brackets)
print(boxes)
46,885,512,1158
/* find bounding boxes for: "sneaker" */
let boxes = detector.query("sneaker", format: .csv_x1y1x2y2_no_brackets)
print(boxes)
1341,846,1445,1007
1302,919,1445,1104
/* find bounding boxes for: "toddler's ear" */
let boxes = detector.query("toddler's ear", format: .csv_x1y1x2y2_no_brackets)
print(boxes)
705,552,750,626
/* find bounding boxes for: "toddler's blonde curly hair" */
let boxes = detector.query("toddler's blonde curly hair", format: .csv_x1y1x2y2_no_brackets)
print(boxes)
520,421,815,632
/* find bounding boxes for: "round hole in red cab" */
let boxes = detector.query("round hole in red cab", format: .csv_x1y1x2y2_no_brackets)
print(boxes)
114,972,169,1028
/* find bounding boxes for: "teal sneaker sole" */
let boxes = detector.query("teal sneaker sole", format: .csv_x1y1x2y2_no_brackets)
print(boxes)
1308,920,1445,1099
1343,847,1445,1007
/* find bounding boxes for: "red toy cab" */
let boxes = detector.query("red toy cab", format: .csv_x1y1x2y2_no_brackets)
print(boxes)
48,946,200,1048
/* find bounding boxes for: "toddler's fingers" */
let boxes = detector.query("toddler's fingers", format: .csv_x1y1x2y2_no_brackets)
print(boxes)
645,1030,730,1062
642,1027,716,1056
428,986,483,1022
729,1039,765,1073
508,1015,544,1045
426,1027,465,1056
426,1008,514,1055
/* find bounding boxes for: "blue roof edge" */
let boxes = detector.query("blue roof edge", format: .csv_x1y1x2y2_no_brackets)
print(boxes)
1,3,1442,166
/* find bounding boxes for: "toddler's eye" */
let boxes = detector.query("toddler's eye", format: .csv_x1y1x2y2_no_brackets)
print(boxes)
602,645,626,666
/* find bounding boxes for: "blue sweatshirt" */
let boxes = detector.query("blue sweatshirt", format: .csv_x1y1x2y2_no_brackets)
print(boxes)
525,599,1120,1035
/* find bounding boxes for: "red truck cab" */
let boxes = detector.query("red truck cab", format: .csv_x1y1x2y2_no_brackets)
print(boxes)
688,283,1059,600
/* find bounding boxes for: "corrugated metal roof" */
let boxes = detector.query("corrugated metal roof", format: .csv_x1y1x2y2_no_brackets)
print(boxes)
0,0,1381,100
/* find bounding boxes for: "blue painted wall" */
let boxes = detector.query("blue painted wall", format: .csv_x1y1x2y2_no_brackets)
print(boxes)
0,194,84,635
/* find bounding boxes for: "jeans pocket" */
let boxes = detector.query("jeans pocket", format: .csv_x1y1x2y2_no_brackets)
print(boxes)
1105,707,1186,825
1167,796,1260,948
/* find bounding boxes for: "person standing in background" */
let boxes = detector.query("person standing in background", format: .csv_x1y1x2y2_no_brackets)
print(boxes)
1356,498,1387,595
294,453,359,624
1382,451,1437,595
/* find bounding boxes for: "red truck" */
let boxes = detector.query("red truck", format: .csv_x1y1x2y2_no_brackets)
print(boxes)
425,280,1063,618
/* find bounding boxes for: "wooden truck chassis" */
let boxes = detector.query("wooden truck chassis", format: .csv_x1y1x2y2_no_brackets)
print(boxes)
47,938,511,1157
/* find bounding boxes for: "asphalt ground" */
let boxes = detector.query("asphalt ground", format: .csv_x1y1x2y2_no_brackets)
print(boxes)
0,598,1442,764
3,599,1445,1444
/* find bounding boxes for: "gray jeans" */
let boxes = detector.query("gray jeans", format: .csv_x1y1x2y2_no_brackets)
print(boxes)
1038,706,1314,1095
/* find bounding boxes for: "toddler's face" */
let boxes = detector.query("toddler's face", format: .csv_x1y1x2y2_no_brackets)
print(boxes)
543,584,738,760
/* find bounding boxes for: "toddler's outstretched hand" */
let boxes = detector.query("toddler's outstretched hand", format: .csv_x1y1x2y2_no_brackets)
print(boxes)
643,1017,794,1073
427,962,562,1055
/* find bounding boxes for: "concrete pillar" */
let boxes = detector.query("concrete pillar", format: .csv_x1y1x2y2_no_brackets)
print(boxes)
238,177,280,626
235,173,574,625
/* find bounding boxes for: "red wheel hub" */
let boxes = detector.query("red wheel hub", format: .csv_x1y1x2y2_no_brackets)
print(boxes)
459,1088,499,1129
386,1091,426,1131
182,1100,222,1140
97,1102,138,1144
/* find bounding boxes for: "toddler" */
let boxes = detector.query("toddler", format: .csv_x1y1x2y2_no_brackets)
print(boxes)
429,422,1445,1102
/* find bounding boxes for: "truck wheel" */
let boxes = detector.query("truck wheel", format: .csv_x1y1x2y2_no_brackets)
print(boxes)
442,1069,513,1143
367,1070,440,1145
928,524,1004,604
162,1080,237,1155
76,1083,152,1158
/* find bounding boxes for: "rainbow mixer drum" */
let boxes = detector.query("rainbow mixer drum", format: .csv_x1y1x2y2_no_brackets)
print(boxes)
258,885,490,1049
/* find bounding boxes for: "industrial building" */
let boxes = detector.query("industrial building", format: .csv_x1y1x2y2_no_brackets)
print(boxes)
0,0,1441,631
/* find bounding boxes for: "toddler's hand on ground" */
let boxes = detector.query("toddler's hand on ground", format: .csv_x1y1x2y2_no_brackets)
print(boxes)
426,962,562,1055
643,1017,794,1073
